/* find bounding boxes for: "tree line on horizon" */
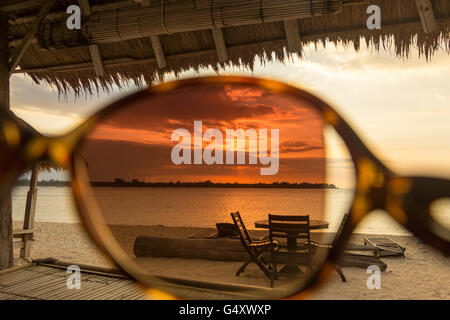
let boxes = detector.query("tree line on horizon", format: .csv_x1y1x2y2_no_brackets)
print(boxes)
15,178,337,189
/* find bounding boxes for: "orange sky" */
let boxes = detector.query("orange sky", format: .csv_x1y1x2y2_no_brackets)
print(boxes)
81,84,326,183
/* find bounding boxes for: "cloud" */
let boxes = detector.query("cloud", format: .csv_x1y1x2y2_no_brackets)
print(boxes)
280,140,323,154
81,138,326,183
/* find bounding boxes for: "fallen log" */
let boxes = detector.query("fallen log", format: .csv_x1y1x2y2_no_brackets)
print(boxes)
134,235,248,261
338,253,387,271
133,235,388,271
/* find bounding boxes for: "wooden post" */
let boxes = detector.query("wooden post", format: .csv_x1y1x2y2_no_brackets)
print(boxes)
284,19,302,55
9,0,56,75
0,10,13,270
415,0,437,34
211,28,228,63
150,35,167,68
140,1,167,69
79,0,105,76
20,164,39,259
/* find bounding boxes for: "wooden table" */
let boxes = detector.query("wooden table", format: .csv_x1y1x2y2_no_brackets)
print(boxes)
255,219,329,273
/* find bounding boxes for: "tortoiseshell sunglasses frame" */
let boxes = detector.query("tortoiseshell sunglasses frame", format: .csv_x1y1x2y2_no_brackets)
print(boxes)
1,76,449,299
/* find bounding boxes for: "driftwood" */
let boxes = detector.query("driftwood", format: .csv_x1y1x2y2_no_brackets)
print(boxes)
134,236,248,261
338,253,387,271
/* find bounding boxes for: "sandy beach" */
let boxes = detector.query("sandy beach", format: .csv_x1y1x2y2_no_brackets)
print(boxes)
12,221,450,300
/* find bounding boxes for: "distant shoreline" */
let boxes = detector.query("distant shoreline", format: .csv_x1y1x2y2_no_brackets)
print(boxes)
15,179,338,189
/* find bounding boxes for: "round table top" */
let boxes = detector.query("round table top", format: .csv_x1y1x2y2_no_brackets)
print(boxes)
254,219,329,230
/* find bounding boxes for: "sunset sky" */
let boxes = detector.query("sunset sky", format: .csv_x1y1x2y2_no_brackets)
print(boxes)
80,84,326,184
10,40,450,188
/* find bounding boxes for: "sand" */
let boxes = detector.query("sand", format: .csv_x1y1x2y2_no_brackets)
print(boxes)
12,221,450,299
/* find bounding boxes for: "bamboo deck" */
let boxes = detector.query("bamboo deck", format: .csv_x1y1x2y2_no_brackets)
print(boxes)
0,260,280,300
0,264,148,300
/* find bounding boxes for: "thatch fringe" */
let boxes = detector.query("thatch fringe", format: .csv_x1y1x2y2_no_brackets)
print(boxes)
26,28,450,97
10,0,450,97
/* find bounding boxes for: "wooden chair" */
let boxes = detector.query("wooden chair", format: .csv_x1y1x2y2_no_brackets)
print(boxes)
230,212,272,281
268,214,315,287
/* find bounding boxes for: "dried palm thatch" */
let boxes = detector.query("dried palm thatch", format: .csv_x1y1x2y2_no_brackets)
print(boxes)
5,0,450,96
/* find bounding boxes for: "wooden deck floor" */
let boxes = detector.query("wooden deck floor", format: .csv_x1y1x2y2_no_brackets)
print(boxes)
0,264,148,300
0,261,279,300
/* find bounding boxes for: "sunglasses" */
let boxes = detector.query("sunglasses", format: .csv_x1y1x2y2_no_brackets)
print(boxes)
1,76,449,299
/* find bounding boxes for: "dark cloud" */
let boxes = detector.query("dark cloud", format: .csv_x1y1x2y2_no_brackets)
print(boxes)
280,140,324,154
100,86,278,134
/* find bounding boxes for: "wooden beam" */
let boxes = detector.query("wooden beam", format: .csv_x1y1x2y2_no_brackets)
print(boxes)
1,0,46,12
8,0,56,76
13,241,25,250
0,10,13,270
88,45,105,76
79,0,105,76
139,1,167,69
10,5,448,49
284,19,302,54
150,35,167,68
8,1,139,24
36,0,344,48
13,229,35,236
6,0,365,24
415,0,438,33
137,0,151,5
211,28,228,63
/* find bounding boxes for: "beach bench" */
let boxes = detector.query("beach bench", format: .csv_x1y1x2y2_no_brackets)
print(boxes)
363,236,406,257
343,243,381,257
312,213,380,257
338,253,388,271
311,213,387,272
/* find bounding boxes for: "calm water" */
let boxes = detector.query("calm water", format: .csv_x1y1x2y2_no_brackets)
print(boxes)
11,186,446,235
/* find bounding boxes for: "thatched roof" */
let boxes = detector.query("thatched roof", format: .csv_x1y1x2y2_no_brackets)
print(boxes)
5,0,450,96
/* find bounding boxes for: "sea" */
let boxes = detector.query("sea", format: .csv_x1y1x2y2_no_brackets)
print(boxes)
12,186,449,236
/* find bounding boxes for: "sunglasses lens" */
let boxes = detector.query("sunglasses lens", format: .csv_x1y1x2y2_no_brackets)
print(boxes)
77,82,351,298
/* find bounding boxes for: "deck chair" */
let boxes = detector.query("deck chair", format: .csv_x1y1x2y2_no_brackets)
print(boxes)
363,236,406,257
268,214,315,287
230,212,272,281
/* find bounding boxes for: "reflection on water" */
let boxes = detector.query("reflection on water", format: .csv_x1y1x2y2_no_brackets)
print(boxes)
10,186,428,235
